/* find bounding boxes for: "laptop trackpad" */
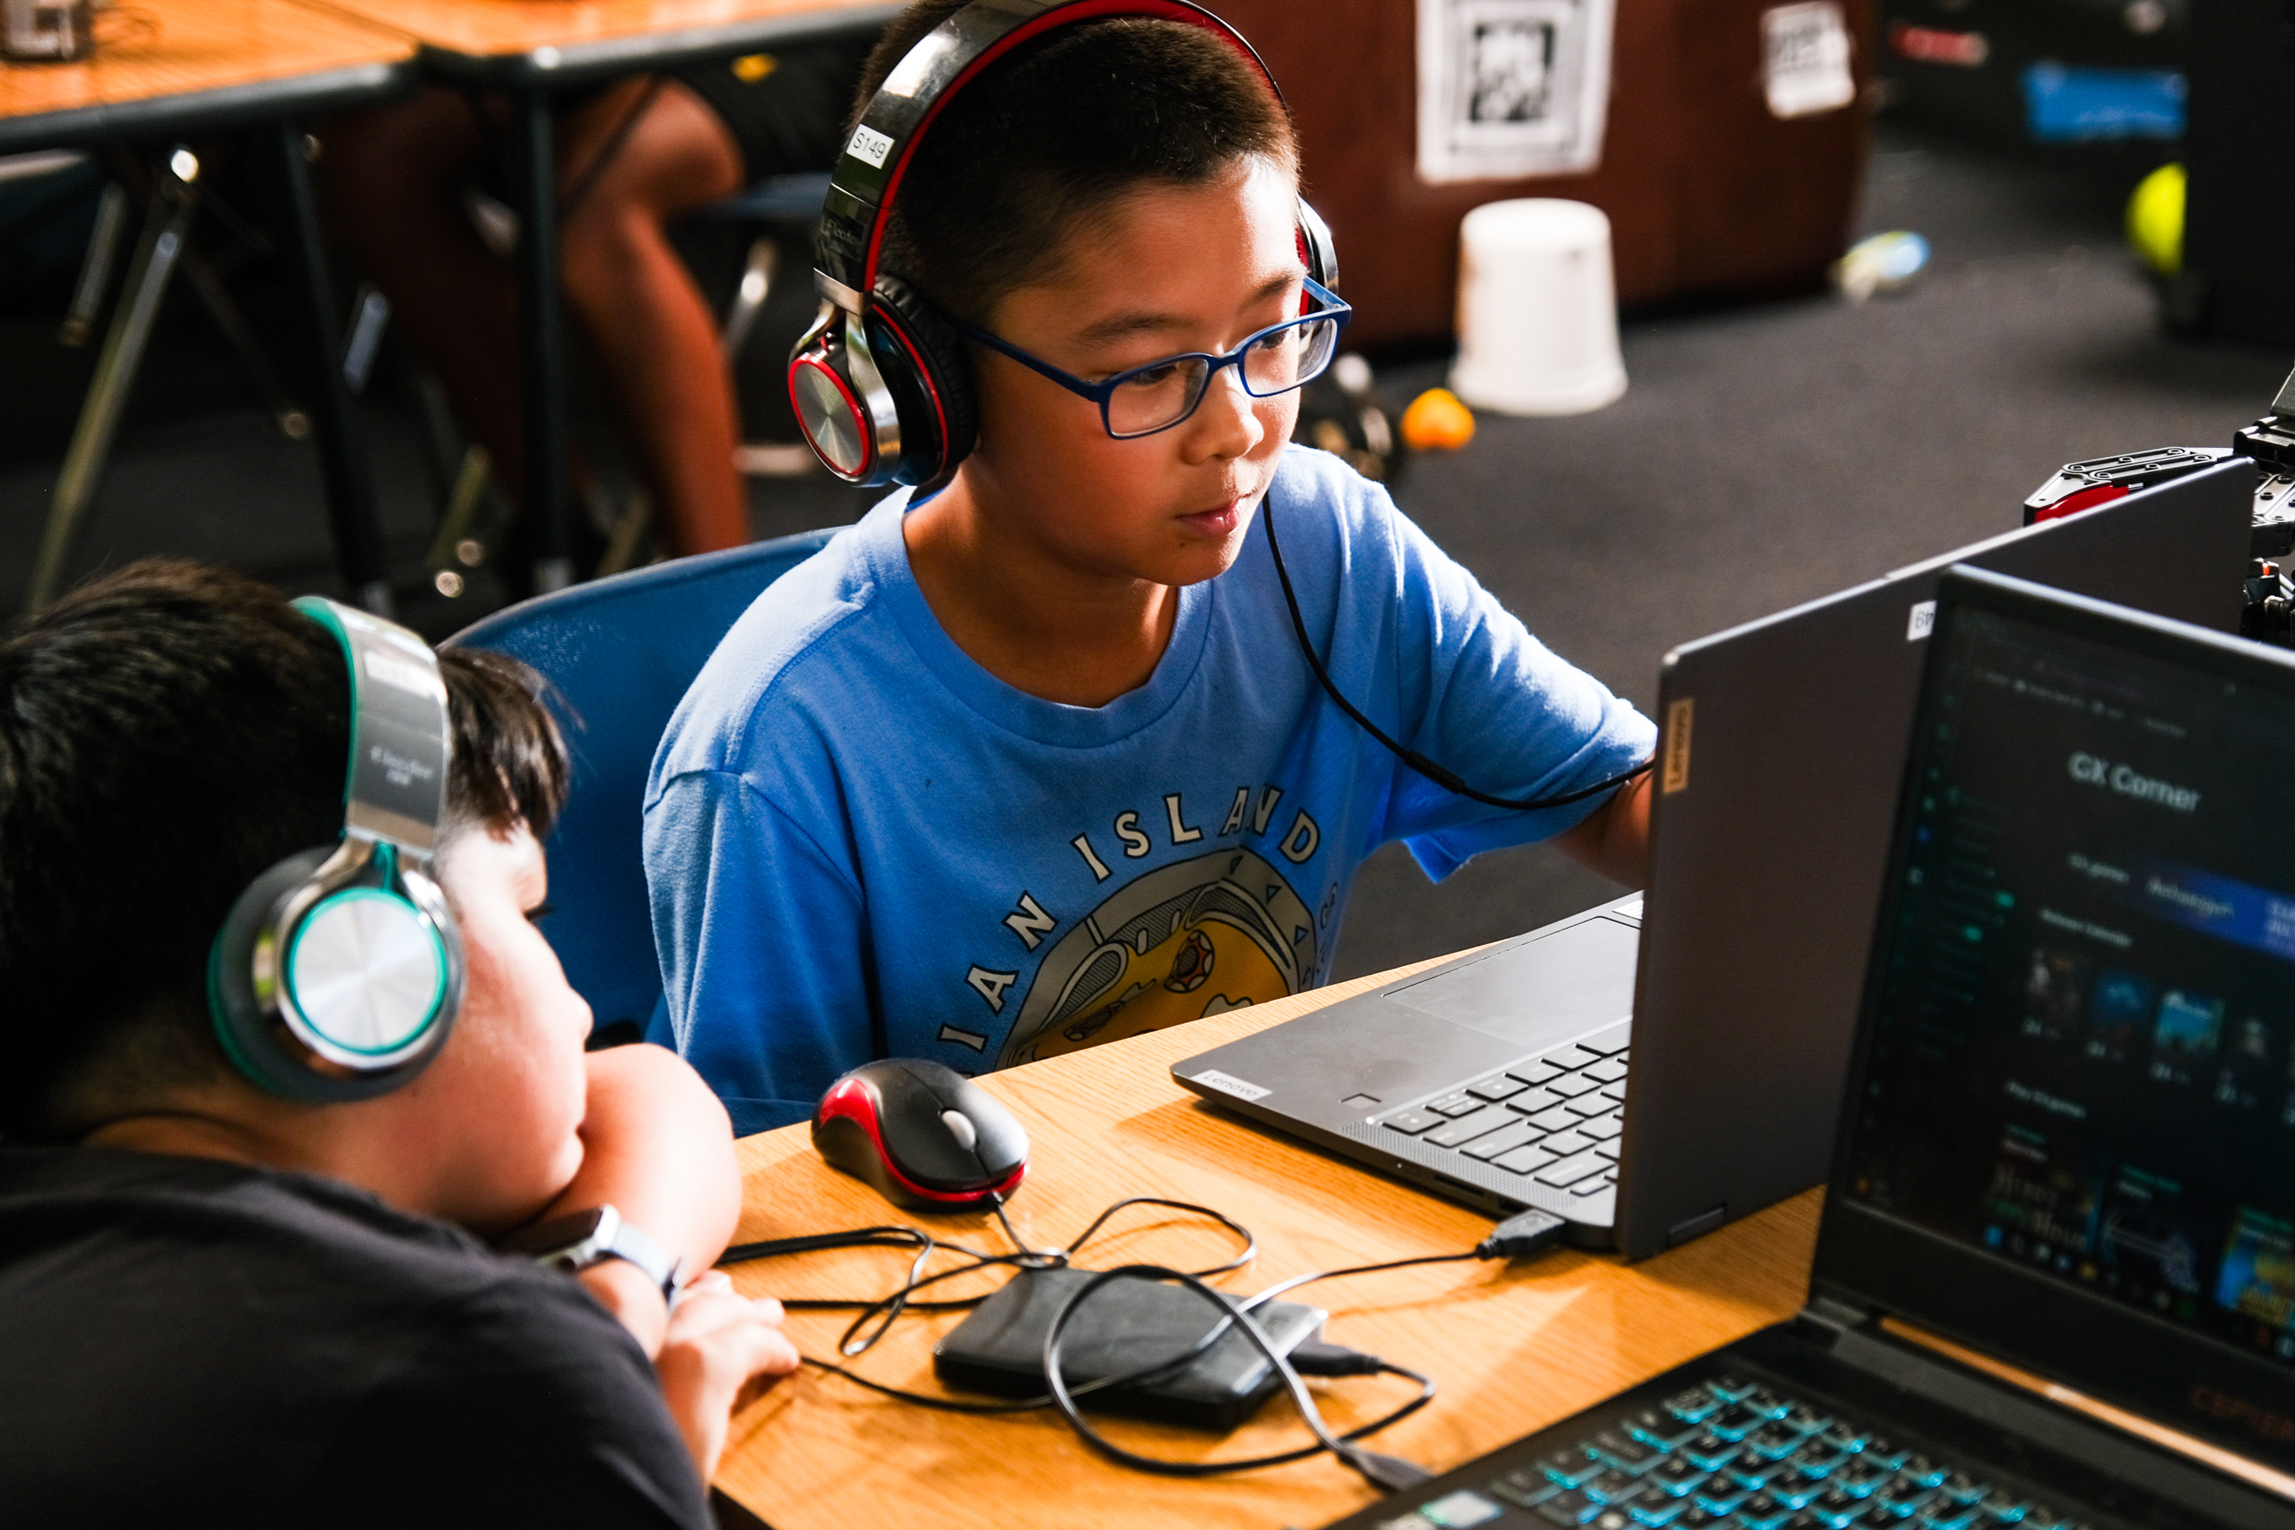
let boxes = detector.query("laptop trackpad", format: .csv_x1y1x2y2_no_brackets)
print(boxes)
1383,917,1638,1046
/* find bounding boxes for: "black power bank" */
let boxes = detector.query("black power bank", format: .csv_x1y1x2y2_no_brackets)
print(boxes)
932,1267,1326,1430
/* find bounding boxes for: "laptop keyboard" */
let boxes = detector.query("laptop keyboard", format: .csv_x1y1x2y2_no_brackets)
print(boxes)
1376,1022,1630,1200
1375,1374,2098,1530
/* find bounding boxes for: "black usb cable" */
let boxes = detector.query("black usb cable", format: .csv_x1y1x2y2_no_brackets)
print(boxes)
721,1201,1571,1490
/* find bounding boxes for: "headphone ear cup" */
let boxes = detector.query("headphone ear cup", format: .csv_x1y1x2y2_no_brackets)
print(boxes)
869,275,977,493
208,848,449,1105
1297,199,1339,293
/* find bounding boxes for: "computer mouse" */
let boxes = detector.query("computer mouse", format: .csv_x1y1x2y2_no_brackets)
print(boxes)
811,1058,1029,1212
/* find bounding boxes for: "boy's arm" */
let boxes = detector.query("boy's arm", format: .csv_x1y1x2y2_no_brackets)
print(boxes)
1550,769,1652,887
1345,472,1657,870
542,1044,744,1356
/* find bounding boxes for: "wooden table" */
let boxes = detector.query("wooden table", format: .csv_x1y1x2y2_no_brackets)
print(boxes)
0,0,408,150
285,0,898,595
2,0,417,615
714,958,1823,1530
294,0,894,80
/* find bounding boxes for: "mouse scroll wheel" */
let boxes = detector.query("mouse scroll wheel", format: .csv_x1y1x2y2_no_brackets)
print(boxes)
940,1109,978,1153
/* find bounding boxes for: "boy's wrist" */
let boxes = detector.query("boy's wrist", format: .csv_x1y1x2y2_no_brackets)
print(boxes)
500,1204,687,1358
579,1258,675,1357
500,1204,684,1299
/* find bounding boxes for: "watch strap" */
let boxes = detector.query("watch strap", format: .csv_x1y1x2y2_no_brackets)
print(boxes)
591,1209,684,1305
507,1205,684,1305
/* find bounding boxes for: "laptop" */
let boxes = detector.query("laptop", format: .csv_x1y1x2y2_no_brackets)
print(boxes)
1173,459,2257,1258
1319,563,2295,1530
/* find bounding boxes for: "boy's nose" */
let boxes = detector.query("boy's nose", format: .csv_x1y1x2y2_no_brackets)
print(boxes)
1185,366,1263,461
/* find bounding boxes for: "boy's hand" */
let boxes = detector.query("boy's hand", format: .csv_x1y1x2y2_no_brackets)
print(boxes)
653,1270,802,1483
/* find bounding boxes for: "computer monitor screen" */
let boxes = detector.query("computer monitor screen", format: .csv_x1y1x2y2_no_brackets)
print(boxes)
1845,585,2295,1373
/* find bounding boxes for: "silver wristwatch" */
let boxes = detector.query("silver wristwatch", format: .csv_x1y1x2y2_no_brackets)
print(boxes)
499,1204,684,1306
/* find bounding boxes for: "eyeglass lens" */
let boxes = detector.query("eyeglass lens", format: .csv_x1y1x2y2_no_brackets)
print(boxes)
1105,315,1342,437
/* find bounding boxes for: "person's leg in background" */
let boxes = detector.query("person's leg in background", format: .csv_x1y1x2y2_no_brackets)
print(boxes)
324,80,745,562
557,77,747,556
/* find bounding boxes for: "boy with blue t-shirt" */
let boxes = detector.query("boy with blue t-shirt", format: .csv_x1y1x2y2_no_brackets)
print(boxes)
645,0,1656,1134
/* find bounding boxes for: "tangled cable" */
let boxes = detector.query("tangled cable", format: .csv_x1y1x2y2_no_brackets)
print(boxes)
717,1195,1560,1489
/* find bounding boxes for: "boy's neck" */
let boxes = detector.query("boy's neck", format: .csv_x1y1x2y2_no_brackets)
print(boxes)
83,1109,324,1178
80,1088,431,1217
903,478,1181,708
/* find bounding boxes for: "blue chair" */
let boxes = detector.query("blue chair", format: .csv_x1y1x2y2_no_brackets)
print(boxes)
446,527,841,1037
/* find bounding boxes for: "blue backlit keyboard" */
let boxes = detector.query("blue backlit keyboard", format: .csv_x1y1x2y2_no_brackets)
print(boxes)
1362,1374,2099,1530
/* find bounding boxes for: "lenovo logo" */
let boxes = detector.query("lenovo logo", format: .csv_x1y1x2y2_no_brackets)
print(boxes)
2190,1383,2295,1444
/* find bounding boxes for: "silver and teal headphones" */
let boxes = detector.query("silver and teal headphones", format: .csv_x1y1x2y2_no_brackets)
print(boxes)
206,598,464,1104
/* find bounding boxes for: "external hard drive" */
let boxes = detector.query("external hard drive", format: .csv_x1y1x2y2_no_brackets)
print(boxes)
932,1266,1326,1429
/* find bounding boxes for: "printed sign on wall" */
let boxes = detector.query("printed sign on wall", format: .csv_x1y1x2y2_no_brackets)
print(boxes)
1416,0,1616,184
1762,1,1857,119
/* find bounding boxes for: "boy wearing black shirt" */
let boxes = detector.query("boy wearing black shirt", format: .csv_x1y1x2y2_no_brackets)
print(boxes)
0,561,796,1526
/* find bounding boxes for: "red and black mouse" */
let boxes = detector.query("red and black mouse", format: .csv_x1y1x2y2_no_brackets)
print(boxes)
811,1058,1029,1212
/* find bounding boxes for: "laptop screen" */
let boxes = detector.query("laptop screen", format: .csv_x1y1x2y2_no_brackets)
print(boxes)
1841,581,2295,1379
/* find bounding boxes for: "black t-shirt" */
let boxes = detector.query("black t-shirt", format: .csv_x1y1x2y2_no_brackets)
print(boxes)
0,1146,711,1529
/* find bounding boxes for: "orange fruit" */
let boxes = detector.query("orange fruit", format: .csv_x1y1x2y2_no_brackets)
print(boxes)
1401,387,1476,451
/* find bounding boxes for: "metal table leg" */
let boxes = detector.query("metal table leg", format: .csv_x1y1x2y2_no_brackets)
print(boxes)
274,119,392,616
516,85,572,594
26,153,198,612
59,178,128,349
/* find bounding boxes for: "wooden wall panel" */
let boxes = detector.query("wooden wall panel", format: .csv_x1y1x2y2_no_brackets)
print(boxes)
1217,0,1876,348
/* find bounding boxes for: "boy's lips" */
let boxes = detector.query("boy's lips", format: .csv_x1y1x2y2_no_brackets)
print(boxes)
1179,492,1252,535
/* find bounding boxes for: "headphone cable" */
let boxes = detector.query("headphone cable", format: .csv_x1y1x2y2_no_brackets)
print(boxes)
1260,488,1653,812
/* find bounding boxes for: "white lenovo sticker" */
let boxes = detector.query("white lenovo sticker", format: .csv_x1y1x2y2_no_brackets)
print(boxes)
846,123,894,168
1192,1069,1272,1103
1907,600,1936,641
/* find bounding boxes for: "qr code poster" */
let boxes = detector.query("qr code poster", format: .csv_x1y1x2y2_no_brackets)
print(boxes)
1416,0,1616,184
1761,1,1855,119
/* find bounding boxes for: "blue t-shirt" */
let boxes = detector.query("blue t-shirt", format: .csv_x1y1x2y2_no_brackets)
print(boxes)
645,447,1655,1133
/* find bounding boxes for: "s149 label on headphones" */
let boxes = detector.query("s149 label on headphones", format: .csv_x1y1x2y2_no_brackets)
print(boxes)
846,123,894,167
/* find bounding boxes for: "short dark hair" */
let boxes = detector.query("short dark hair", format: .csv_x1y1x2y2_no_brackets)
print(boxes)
0,560,570,1139
857,1,1298,323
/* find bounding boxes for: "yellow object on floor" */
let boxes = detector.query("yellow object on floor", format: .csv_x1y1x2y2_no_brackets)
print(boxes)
2126,162,2184,277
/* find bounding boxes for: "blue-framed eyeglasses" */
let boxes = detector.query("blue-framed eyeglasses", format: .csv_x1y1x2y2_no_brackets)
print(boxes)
946,277,1353,440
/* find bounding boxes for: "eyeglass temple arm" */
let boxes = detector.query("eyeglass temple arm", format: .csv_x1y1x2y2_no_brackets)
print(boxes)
944,315,1104,398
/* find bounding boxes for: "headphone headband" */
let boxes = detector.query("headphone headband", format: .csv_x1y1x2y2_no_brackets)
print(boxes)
292,596,450,859
791,0,1330,492
816,0,1284,307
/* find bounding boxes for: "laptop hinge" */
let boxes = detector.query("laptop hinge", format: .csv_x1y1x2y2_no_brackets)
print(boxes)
1798,1294,1879,1336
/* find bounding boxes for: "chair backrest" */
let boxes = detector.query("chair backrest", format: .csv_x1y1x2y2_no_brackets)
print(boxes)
446,528,841,1035
705,170,835,224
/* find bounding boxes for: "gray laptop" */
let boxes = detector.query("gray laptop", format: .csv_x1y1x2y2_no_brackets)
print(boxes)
1173,459,2256,1259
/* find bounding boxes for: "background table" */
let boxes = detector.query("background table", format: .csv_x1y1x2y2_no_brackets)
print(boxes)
3,0,416,613
294,0,893,78
0,0,408,149
286,0,898,594
715,958,1822,1530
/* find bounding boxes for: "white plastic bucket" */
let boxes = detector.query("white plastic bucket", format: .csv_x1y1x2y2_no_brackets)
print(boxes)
1450,199,1628,417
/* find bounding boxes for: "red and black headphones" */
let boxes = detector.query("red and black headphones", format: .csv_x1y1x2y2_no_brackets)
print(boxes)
787,0,1340,494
